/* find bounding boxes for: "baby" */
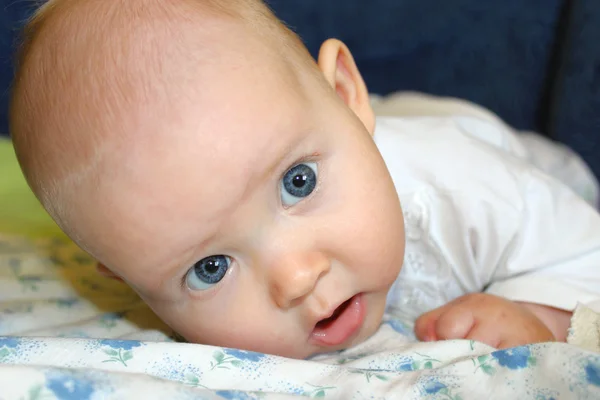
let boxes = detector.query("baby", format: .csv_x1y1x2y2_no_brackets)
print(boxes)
8,0,600,359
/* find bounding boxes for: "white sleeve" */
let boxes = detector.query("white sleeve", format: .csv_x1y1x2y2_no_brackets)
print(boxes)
482,163,600,310
376,116,600,314
451,118,600,311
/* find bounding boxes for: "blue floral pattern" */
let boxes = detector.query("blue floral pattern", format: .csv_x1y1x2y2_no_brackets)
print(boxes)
472,346,537,375
216,391,260,400
99,340,142,367
223,348,266,363
492,347,534,369
395,352,440,371
0,235,599,399
586,361,600,387
424,381,446,394
0,337,20,348
420,380,464,400
45,372,97,400
99,339,142,351
0,337,19,362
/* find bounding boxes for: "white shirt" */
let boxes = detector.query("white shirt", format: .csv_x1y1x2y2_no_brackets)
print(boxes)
375,115,600,322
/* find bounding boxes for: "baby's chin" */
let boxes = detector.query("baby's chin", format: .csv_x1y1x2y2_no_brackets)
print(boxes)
172,303,386,360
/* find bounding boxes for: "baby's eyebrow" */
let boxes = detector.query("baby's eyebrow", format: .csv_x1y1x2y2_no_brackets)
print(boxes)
131,229,216,295
239,130,306,202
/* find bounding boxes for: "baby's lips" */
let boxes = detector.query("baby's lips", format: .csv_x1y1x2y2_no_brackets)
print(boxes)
310,294,365,347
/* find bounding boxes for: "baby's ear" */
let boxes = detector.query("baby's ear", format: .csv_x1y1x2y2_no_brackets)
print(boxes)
96,263,123,281
317,39,375,135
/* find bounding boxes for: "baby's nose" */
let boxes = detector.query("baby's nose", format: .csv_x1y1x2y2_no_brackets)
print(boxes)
268,251,331,309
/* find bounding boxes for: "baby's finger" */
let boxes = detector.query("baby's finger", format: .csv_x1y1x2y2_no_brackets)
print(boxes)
464,321,501,349
414,314,437,342
415,305,450,341
415,296,471,341
433,303,476,340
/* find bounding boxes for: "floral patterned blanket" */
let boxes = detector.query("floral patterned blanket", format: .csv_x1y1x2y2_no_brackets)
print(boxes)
1,234,599,400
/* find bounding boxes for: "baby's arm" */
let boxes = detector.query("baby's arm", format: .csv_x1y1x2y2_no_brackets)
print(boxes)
475,153,600,344
415,293,557,348
517,302,572,342
406,117,600,347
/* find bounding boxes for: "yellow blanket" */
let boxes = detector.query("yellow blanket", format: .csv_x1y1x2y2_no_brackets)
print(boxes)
0,138,64,238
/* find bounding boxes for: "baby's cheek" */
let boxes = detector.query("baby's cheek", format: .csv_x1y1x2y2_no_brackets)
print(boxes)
148,291,309,358
176,312,308,358
356,214,405,285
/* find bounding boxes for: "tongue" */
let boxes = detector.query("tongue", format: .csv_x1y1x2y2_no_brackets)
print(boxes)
311,295,364,346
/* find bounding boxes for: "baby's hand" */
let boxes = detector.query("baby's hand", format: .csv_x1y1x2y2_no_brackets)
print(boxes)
414,293,555,349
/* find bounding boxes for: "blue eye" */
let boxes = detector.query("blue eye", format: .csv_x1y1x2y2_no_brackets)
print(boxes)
186,255,230,291
281,162,318,206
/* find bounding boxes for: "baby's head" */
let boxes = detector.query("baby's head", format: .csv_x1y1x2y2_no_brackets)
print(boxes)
10,0,405,358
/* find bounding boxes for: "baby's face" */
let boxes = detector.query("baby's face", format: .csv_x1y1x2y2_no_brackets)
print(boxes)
67,37,405,359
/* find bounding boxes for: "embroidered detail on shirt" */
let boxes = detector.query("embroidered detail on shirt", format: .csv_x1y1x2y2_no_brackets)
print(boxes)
387,190,463,321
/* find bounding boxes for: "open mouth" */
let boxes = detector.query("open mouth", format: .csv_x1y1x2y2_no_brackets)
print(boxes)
311,294,365,347
316,298,353,329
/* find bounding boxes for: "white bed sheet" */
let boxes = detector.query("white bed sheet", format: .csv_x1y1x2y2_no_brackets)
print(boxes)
0,234,599,399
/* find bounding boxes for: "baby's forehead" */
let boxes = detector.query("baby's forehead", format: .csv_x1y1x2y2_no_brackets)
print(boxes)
134,91,309,173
